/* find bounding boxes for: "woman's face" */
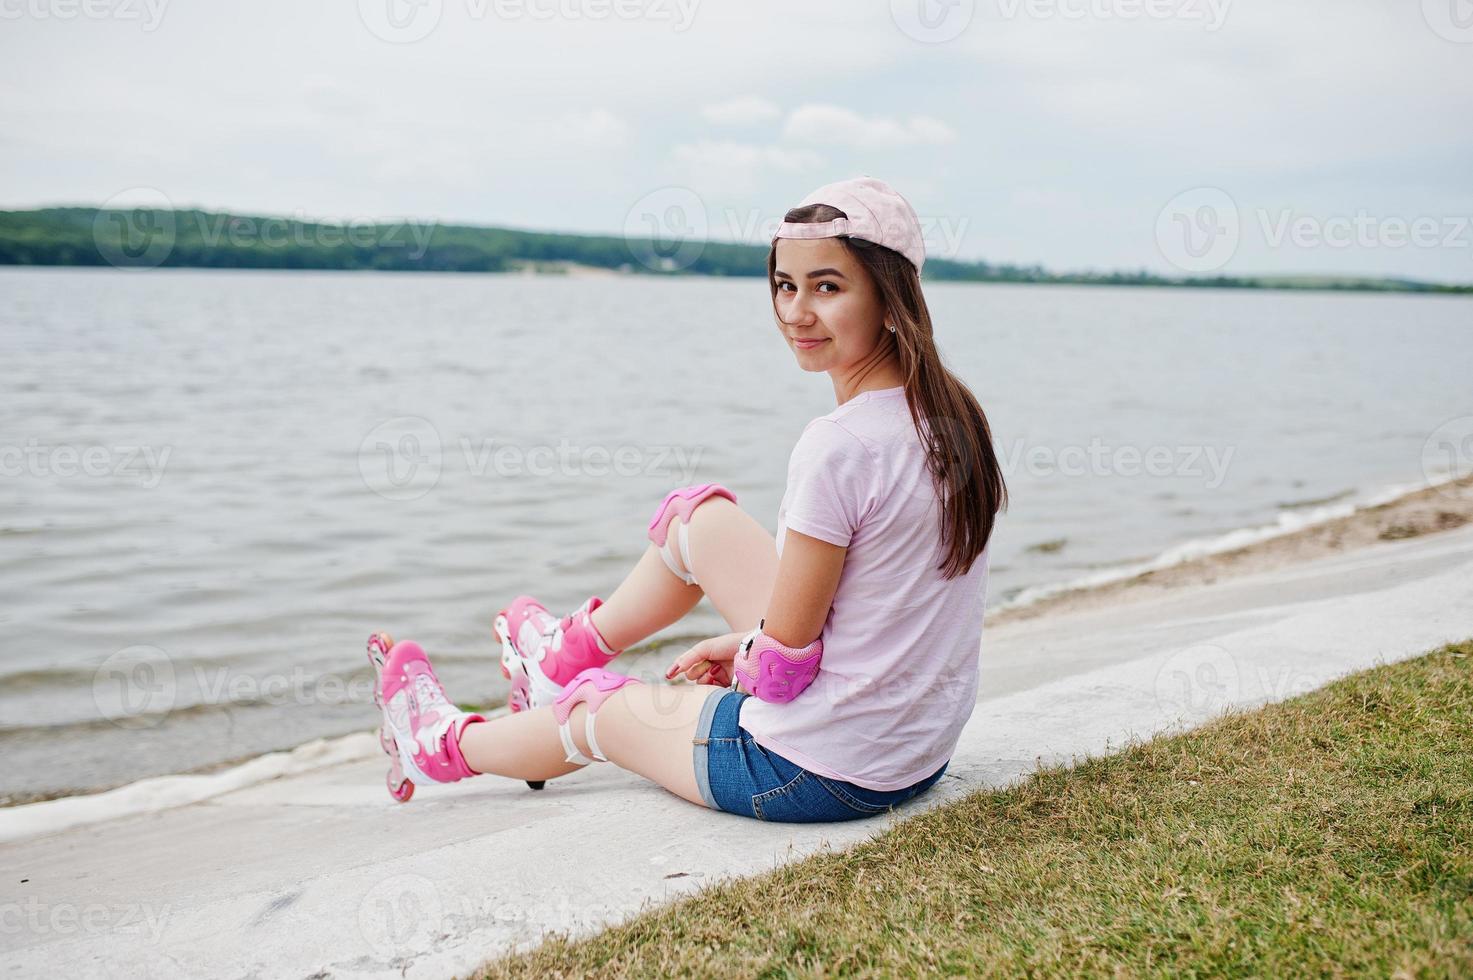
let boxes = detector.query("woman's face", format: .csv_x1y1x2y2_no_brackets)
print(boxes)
772,238,888,374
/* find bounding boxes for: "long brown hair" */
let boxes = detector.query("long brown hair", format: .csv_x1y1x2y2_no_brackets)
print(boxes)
768,203,1008,579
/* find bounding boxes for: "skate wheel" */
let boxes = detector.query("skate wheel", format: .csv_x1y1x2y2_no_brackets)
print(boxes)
387,773,415,803
366,631,394,665
526,780,545,791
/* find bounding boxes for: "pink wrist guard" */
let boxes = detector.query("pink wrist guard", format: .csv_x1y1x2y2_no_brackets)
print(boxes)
732,619,823,703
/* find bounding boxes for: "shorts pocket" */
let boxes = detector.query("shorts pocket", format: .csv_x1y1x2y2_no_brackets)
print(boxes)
812,775,897,815
754,766,866,819
748,766,818,819
752,772,899,823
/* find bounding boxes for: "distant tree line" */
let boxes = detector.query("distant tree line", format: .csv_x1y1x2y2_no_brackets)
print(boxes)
0,207,1467,294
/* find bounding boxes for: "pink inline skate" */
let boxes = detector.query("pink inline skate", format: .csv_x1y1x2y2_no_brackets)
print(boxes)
366,631,484,803
493,595,622,713
490,596,623,792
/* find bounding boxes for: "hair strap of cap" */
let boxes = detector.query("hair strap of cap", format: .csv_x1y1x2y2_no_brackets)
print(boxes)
774,217,852,240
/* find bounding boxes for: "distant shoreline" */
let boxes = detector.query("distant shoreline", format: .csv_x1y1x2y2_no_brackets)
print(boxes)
3,206,1470,295
11,262,1473,299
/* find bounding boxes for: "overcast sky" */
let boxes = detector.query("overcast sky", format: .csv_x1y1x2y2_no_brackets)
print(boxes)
2,0,1470,281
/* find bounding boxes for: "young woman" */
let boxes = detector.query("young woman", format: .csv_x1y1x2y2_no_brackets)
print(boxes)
367,175,1008,823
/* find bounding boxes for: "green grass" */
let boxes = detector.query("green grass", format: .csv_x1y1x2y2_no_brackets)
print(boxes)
478,641,1473,977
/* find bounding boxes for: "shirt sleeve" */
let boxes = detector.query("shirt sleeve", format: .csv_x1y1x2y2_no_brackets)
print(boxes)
781,419,877,548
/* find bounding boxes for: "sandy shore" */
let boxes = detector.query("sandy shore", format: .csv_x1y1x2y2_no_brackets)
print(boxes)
990,474,1473,626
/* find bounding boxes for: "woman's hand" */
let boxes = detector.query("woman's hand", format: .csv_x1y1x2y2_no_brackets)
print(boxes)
665,631,744,687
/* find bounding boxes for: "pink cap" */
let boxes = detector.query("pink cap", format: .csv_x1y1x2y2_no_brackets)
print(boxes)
772,175,926,273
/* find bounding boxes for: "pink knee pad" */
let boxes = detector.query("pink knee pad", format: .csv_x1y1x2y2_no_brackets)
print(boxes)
552,667,644,765
647,483,737,585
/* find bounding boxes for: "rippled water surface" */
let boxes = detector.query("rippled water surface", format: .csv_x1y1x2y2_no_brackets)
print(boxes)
3,268,1469,800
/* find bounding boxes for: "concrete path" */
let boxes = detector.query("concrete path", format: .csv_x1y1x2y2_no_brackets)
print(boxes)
5,524,1472,978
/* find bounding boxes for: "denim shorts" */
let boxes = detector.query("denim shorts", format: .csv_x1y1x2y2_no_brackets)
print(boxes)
691,688,949,823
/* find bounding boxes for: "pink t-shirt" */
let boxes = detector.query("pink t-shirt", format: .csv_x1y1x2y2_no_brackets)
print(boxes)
738,385,991,791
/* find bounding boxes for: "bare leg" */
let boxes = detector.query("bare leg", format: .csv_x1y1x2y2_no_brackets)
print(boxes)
465,496,778,802
457,682,721,806
587,544,704,651
590,496,779,649
676,496,780,632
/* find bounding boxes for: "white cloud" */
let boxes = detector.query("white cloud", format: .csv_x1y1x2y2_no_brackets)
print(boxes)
300,75,364,118
670,140,825,195
1010,187,1083,210
782,105,959,148
529,108,631,150
673,141,823,172
700,96,783,126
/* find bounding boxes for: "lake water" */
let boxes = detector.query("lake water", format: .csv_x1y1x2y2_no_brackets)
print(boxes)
2,267,1469,801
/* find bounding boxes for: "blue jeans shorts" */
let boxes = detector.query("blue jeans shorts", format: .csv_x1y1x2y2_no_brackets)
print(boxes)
691,688,949,823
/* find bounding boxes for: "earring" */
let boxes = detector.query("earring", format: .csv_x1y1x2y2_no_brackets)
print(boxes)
886,323,896,333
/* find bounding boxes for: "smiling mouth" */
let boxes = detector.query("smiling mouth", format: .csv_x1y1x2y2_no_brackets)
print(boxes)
793,338,828,348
